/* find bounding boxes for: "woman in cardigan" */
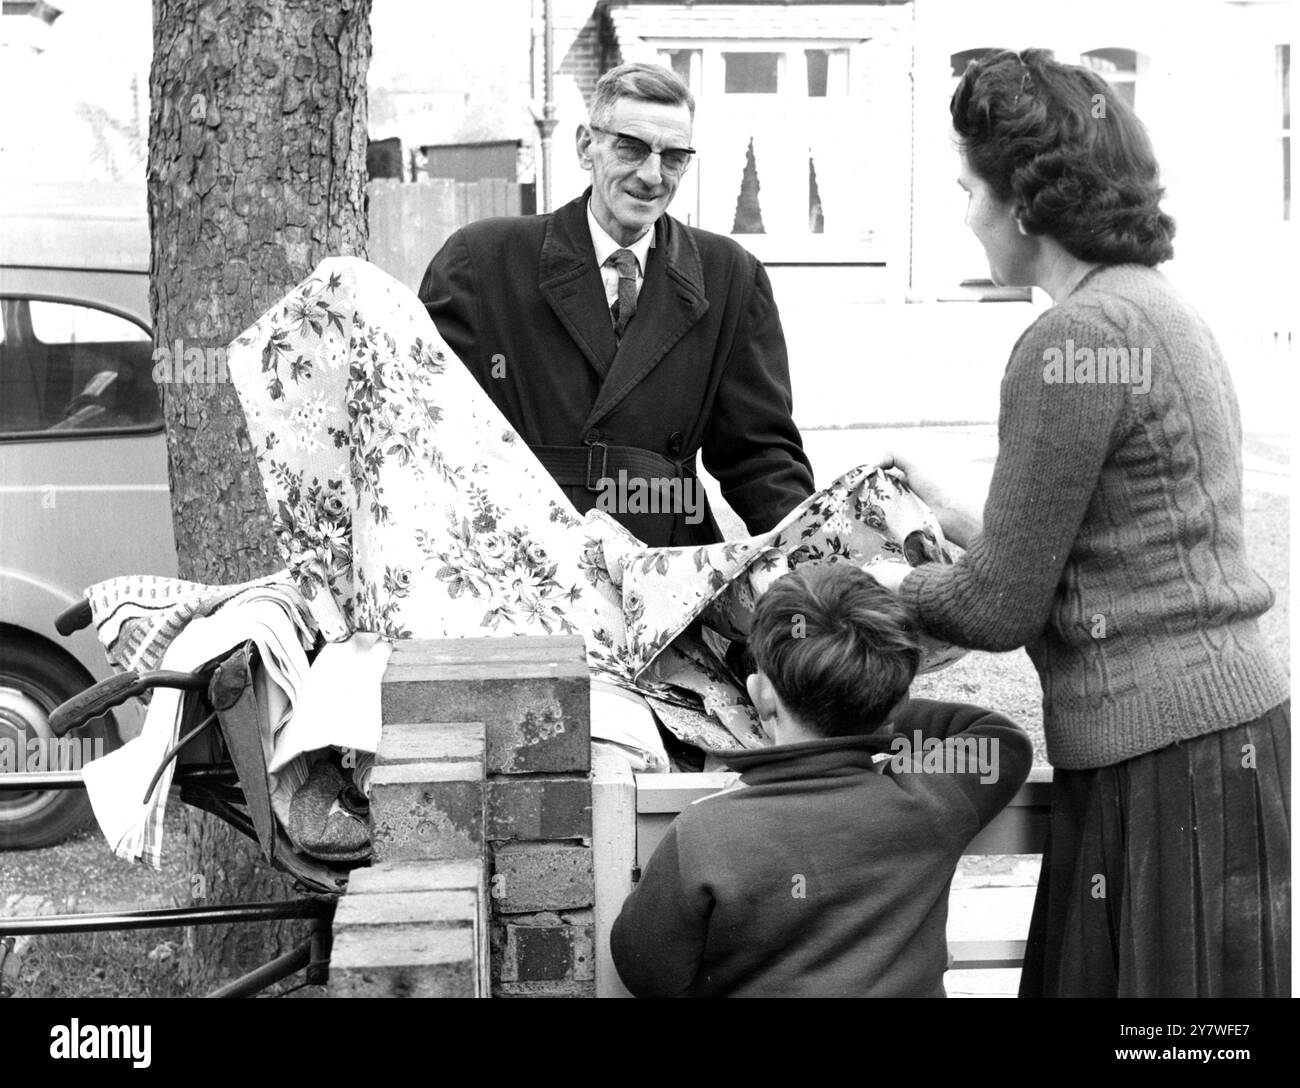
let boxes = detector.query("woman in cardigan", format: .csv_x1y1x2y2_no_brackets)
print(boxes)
868,48,1290,997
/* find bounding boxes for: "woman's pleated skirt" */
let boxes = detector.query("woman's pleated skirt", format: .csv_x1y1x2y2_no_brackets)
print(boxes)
1019,701,1290,997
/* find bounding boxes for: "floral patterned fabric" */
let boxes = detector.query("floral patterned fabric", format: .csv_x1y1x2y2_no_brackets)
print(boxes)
227,257,962,752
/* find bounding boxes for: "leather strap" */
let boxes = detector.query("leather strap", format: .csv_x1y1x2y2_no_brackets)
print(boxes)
532,442,696,493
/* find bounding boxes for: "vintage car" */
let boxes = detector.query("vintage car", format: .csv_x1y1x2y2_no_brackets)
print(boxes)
0,183,176,847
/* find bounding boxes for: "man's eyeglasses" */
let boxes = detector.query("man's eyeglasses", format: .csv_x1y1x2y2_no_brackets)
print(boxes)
589,125,696,176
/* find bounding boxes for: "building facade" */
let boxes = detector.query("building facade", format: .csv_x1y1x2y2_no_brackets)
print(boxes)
7,0,1292,425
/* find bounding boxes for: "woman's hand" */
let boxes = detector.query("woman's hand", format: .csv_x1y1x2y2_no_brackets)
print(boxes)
863,558,912,593
878,442,988,549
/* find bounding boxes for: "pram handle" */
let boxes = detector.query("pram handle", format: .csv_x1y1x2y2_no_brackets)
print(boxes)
49,669,209,737
55,599,93,636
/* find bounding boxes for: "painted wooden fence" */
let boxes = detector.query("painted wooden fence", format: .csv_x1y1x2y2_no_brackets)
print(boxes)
368,177,523,294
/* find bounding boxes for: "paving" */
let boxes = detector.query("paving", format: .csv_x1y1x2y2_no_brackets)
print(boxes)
945,856,1038,997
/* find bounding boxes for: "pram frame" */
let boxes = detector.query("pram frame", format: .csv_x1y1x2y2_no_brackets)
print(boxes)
0,603,352,999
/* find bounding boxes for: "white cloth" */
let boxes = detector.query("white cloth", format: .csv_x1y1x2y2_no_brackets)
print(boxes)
86,570,348,675
82,585,317,866
590,677,670,773
267,633,391,823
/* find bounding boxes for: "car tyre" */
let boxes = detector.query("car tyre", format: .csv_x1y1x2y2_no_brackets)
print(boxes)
0,635,121,849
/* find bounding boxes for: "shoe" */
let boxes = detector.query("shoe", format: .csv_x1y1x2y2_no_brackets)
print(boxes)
287,758,373,862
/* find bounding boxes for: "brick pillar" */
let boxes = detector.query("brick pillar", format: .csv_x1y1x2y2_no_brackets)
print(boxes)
328,859,489,998
329,698,490,996
333,636,594,998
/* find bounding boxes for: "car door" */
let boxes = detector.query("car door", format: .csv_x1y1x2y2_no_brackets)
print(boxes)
0,271,177,847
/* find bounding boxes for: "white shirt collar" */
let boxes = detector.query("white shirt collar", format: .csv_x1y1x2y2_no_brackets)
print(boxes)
586,199,655,274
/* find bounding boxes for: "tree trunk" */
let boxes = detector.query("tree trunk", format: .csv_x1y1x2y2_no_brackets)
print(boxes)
148,0,371,993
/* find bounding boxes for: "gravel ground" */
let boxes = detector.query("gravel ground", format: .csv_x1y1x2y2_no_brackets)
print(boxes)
2,806,190,998
3,805,190,914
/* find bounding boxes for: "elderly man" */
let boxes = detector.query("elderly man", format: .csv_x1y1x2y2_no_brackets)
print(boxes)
418,61,814,547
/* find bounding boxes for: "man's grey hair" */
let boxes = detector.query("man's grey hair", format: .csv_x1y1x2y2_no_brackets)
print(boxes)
588,62,695,128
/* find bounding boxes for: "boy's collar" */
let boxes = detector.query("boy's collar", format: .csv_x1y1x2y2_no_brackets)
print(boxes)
720,732,895,776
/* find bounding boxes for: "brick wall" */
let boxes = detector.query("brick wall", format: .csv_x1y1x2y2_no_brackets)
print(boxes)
329,636,594,998
556,4,620,109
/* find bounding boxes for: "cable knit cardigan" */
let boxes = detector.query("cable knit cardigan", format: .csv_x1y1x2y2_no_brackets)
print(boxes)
901,264,1289,769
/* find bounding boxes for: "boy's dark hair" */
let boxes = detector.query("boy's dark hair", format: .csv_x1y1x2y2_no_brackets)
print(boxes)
748,561,921,737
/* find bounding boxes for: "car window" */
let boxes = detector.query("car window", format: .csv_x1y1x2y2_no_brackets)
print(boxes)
0,298,160,436
29,300,145,344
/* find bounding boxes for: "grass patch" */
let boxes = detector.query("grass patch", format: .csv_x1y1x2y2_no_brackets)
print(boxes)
10,923,188,998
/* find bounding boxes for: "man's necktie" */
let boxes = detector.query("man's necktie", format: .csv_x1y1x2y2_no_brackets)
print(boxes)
607,248,639,340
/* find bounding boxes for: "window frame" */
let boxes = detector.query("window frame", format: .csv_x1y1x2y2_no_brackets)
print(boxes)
1278,42,1292,221
651,36,868,260
1079,47,1147,112
651,38,854,100
721,49,784,95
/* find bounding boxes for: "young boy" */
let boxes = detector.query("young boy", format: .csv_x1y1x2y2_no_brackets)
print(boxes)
610,561,1031,997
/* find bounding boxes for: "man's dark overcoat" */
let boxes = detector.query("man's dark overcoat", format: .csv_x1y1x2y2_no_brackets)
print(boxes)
418,190,814,547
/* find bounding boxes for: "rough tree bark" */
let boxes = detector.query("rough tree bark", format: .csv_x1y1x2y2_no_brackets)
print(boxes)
148,0,371,992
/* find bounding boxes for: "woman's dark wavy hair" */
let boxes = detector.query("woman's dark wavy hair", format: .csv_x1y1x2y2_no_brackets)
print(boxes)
950,48,1175,265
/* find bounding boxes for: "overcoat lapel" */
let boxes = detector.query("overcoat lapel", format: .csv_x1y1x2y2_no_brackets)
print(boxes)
585,214,709,430
538,197,618,379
